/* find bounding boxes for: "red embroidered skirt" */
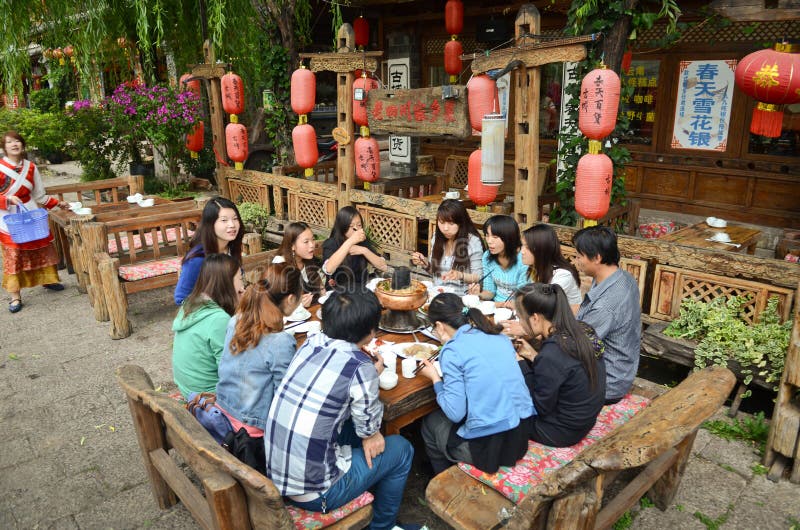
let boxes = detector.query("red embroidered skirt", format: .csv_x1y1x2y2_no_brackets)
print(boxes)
1,242,59,291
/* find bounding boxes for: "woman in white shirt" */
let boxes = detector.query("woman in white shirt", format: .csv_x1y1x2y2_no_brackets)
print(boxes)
521,224,582,314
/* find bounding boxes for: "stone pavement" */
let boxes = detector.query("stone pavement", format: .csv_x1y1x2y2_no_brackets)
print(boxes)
0,163,797,529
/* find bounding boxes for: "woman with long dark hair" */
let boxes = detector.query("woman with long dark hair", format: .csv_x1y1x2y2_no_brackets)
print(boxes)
468,215,528,304
174,197,244,305
411,199,483,295
522,224,581,313
172,254,244,399
321,206,387,288
273,222,322,306
216,262,303,441
513,283,606,447
418,293,534,474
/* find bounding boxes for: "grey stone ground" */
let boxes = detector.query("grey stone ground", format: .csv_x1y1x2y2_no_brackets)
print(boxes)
1,162,798,529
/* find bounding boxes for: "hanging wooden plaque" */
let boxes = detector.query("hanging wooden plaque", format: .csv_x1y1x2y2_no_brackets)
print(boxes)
366,86,470,138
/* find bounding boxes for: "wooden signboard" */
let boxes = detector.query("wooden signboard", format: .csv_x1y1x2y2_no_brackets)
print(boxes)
366,86,471,138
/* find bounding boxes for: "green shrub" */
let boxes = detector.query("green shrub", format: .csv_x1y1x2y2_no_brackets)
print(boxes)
29,88,61,113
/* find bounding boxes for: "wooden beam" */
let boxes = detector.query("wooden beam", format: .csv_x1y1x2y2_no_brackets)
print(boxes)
298,52,382,73
469,42,587,74
190,64,227,79
710,0,800,21
202,40,227,171
336,24,357,208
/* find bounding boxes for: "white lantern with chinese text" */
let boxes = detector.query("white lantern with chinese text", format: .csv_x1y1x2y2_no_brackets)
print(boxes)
480,113,504,185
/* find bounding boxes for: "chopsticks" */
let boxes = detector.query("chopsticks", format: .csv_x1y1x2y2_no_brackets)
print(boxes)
413,348,442,375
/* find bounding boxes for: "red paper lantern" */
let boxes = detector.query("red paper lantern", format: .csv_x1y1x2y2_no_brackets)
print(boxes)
575,150,612,221
291,66,316,117
467,75,498,132
355,136,380,182
354,16,369,49
221,72,245,122
225,123,248,171
621,51,633,74
734,43,800,138
445,0,464,36
185,121,204,158
179,73,201,99
292,123,318,177
467,149,498,206
444,39,463,77
353,75,379,127
578,66,621,140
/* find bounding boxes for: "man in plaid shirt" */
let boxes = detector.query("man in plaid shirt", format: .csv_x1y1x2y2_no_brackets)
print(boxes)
265,289,416,530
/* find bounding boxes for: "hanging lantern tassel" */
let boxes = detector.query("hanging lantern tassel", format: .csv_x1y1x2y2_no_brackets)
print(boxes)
575,141,612,224
221,72,245,123
353,74,379,127
467,75,499,132
293,123,318,178
185,121,204,159
578,66,621,140
467,149,498,208
226,123,248,170
355,127,380,185
734,42,800,138
480,113,505,185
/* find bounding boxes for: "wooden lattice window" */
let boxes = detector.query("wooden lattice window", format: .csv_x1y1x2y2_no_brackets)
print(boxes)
229,179,269,206
287,191,337,231
444,156,469,189
649,264,794,324
356,205,417,253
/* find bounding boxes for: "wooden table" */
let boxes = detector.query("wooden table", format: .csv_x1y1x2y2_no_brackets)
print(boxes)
660,221,762,254
367,172,445,199
49,197,174,271
297,305,439,436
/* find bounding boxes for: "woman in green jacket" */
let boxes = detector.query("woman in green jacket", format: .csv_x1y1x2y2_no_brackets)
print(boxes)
172,253,244,398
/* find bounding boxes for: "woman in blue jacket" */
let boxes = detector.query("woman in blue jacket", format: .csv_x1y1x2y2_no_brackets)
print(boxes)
174,197,244,305
418,293,535,474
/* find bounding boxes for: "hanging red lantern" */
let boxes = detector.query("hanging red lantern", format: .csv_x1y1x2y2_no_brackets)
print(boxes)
621,51,633,74
292,123,318,177
354,16,369,49
735,42,800,138
225,123,248,171
355,135,380,183
467,149,498,206
444,39,463,78
291,65,316,117
185,121,204,159
445,0,464,36
578,66,621,140
179,73,201,99
221,72,245,123
353,75,379,127
575,147,612,222
467,75,498,132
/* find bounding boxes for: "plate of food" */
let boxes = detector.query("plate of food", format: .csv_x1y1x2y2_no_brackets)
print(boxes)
285,305,312,322
394,342,439,360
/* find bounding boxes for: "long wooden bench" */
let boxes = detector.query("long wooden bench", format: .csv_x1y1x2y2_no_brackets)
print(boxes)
425,366,736,529
116,364,373,530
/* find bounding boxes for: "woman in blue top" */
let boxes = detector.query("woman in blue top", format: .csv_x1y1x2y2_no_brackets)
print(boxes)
216,262,303,440
174,197,244,305
468,215,528,305
418,293,535,474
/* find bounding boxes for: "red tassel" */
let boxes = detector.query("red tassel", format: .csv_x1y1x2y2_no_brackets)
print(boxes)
750,104,784,138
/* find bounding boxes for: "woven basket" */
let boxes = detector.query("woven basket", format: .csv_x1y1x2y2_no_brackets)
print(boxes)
3,204,50,244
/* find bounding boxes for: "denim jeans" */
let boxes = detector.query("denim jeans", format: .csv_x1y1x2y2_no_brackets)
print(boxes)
289,425,414,530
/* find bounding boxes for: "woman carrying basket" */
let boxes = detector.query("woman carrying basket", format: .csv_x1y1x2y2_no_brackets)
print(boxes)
0,131,68,313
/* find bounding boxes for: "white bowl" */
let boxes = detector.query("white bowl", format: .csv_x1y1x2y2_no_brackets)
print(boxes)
494,307,513,321
479,300,496,315
379,371,399,390
138,198,155,207
706,217,727,228
461,294,480,308
127,193,143,203
712,232,731,243
74,207,92,215
68,201,82,211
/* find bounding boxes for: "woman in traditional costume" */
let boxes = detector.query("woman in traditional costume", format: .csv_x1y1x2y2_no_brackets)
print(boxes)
0,131,68,313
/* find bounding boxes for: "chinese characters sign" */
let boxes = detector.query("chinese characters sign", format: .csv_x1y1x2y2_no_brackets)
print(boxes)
387,58,410,163
620,60,660,145
366,86,470,138
672,60,736,151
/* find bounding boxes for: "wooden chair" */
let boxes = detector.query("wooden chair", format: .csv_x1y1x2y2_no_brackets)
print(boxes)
425,366,736,529
45,174,144,204
116,364,373,530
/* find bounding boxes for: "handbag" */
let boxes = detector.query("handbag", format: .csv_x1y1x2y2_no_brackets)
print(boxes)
223,428,267,474
186,392,233,444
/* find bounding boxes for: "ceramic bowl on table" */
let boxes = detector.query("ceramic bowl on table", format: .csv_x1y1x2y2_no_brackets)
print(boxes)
127,193,143,204
74,207,92,215
138,198,155,207
706,217,727,228
494,307,513,322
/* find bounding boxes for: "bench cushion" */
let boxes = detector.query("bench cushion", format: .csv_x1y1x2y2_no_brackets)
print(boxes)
118,256,182,281
107,228,193,254
457,393,650,504
638,221,679,239
286,491,374,530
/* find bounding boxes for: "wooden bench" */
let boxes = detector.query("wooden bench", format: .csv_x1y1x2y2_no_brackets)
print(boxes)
425,366,736,529
116,364,373,530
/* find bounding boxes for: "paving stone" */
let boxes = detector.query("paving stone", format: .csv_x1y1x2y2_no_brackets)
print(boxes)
73,483,164,530
725,473,800,529
669,455,747,521
697,432,763,478
147,505,201,530
0,435,35,470
630,505,708,529
0,509,18,530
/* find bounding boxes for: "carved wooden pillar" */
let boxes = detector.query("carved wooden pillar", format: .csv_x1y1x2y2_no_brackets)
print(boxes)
336,24,357,208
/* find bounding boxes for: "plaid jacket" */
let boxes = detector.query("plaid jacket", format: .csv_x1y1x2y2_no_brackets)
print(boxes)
264,332,383,496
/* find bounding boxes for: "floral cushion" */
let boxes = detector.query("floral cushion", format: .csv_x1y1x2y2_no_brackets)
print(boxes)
458,393,651,504
286,491,374,530
639,221,678,239
118,256,182,282
107,228,194,254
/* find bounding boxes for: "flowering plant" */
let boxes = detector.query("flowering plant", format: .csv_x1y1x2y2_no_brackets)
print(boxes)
105,82,201,186
65,99,117,181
